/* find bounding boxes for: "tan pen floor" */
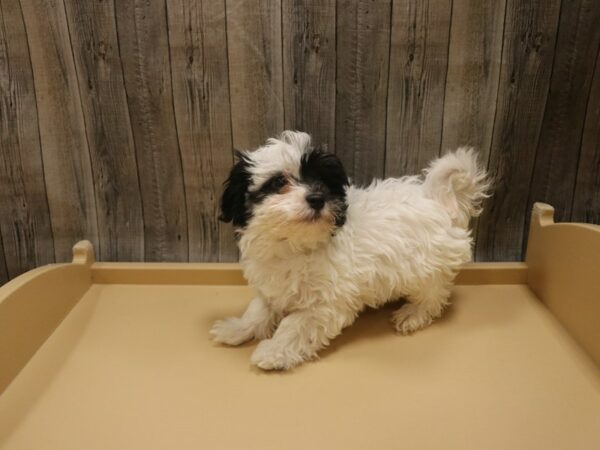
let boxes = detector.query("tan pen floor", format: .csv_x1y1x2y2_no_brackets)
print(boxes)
1,283,599,450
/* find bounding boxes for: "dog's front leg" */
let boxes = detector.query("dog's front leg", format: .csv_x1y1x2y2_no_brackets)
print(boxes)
250,306,354,370
210,297,277,345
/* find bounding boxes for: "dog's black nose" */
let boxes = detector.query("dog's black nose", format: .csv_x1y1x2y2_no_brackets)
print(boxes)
306,193,325,211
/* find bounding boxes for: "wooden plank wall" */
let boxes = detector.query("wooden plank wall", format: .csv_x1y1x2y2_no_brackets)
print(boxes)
1,0,599,283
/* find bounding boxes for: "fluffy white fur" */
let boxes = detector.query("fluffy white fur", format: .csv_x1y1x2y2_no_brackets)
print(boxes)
210,131,489,370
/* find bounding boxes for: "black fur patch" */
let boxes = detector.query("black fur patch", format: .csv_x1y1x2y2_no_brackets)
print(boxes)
300,149,349,227
219,152,252,227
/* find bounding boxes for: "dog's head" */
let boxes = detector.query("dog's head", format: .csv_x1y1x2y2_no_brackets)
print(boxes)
219,131,348,250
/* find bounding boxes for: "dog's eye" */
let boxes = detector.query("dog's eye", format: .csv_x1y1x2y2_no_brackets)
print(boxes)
271,175,287,190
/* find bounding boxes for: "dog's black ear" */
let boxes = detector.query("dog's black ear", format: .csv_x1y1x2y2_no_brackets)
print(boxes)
320,152,349,195
219,152,251,227
301,149,349,196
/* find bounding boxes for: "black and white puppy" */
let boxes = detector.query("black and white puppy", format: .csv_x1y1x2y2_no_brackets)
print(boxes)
210,131,488,370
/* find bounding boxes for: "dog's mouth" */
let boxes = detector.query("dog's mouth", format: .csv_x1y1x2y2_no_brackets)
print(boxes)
298,203,346,230
286,210,334,232
302,208,333,224
308,211,323,221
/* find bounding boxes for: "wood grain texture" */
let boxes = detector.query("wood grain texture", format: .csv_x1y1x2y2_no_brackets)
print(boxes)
441,0,506,163
572,45,600,225
385,0,452,177
527,0,600,224
226,0,284,150
167,0,237,262
475,0,561,261
1,1,600,279
0,0,55,278
64,0,144,262
282,0,336,151
20,0,98,262
336,0,391,185
115,0,188,262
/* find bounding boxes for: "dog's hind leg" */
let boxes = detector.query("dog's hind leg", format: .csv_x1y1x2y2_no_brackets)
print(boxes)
392,278,451,335
210,297,278,345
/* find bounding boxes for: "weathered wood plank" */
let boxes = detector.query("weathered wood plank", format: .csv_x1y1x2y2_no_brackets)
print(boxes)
282,0,336,151
0,232,7,285
115,0,188,262
0,0,55,278
336,0,391,185
20,0,98,262
385,0,452,177
0,0,597,274
63,0,144,262
226,0,283,150
441,0,506,162
527,0,600,226
167,0,237,262
475,0,561,261
572,45,600,225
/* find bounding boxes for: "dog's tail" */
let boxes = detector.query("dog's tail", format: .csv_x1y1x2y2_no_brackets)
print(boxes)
422,148,490,228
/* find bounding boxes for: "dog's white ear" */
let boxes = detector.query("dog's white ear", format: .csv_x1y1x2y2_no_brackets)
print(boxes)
220,152,251,227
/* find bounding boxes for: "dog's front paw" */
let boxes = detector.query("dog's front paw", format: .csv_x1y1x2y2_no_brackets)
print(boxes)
209,318,252,346
392,303,433,335
250,339,304,371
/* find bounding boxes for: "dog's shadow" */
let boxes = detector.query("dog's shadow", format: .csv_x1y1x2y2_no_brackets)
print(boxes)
321,290,521,362
321,300,415,358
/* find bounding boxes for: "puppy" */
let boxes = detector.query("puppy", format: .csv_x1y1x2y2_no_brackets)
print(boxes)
210,131,489,370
